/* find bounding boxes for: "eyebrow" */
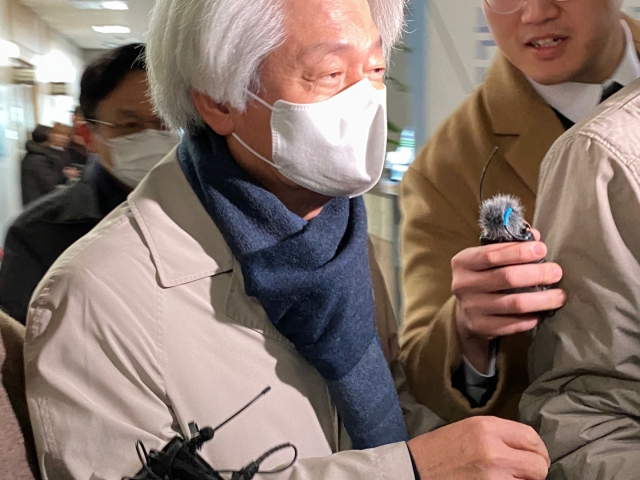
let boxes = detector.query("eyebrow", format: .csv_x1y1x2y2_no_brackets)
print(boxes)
115,108,145,119
299,36,383,60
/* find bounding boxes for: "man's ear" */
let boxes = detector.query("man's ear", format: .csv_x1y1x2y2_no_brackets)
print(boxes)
191,90,236,136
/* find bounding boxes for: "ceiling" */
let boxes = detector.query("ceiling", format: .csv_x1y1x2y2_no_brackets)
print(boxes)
19,0,155,49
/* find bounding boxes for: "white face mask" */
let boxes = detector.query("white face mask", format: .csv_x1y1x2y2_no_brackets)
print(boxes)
232,78,387,198
106,129,180,188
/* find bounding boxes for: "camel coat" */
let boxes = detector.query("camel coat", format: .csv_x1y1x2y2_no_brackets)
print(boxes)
399,16,640,423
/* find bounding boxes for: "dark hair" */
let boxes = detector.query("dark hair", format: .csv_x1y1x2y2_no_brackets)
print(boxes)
79,43,147,122
32,124,51,143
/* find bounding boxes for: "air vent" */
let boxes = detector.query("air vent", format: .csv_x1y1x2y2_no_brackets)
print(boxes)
50,82,70,96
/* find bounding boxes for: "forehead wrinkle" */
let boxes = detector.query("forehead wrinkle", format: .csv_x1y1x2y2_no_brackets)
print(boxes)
297,35,384,62
298,42,353,61
114,106,151,117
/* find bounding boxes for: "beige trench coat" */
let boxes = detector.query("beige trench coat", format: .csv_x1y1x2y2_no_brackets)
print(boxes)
520,79,640,479
24,151,443,480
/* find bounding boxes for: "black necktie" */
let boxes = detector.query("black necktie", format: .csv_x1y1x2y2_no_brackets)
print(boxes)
550,82,625,131
552,108,575,130
601,82,624,103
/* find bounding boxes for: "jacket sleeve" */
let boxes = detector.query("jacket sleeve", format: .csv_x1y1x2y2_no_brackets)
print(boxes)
25,257,178,480
25,245,420,480
0,224,49,325
520,133,640,479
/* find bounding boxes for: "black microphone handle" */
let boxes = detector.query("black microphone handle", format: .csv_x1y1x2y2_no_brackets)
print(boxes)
478,233,556,322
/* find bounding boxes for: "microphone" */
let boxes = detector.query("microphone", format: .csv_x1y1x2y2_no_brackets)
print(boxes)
478,147,536,246
479,194,535,245
478,148,550,304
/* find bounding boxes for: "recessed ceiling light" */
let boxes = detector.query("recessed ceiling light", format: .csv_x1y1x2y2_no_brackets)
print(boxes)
102,1,128,10
92,25,131,34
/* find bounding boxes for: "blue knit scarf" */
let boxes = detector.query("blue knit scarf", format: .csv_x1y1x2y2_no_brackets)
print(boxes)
178,128,408,449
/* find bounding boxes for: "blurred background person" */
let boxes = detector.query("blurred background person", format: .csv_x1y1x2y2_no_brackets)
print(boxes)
29,125,51,145
20,122,77,206
0,43,178,325
400,0,637,423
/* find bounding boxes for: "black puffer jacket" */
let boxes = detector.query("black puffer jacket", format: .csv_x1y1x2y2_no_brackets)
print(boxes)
0,160,129,324
20,141,70,206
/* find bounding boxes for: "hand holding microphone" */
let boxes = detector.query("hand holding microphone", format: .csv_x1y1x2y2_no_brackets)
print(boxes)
450,148,566,373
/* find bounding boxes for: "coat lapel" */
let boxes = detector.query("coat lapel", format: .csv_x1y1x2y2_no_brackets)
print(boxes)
483,54,565,195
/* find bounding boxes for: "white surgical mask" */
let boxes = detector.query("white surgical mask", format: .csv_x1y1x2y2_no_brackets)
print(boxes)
106,129,179,188
232,78,387,198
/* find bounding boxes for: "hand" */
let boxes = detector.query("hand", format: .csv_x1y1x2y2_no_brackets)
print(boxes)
451,230,566,372
63,166,81,179
408,416,550,480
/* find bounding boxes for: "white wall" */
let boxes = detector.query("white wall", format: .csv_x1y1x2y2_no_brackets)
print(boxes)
386,43,412,145
0,0,84,243
424,0,478,138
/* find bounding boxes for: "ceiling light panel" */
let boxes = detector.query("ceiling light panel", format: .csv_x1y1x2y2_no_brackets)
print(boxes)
70,1,128,9
102,1,129,10
92,25,131,34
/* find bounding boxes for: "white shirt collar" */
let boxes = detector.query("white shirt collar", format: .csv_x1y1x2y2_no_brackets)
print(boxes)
528,20,640,124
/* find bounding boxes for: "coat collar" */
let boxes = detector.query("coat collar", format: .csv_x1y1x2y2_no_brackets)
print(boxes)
128,149,234,288
483,15,640,194
483,53,566,194
528,20,640,125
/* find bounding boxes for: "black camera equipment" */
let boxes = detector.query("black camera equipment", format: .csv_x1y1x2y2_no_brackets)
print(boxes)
123,387,298,480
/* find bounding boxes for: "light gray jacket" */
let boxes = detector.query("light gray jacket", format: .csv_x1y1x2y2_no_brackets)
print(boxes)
24,152,443,480
520,78,640,479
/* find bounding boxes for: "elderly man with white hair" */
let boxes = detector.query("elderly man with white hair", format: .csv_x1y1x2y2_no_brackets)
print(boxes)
23,0,551,479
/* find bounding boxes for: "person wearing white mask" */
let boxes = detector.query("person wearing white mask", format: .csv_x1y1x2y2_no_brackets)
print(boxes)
23,1,549,480
0,43,178,326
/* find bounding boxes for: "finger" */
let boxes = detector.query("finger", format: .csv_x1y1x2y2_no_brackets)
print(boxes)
462,315,540,338
464,290,566,317
452,242,547,272
507,450,550,480
459,263,562,294
498,422,550,461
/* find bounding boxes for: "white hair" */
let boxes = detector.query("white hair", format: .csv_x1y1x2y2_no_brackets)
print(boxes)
146,0,406,133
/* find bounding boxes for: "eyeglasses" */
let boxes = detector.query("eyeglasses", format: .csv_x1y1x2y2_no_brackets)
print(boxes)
484,0,568,15
88,118,167,137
